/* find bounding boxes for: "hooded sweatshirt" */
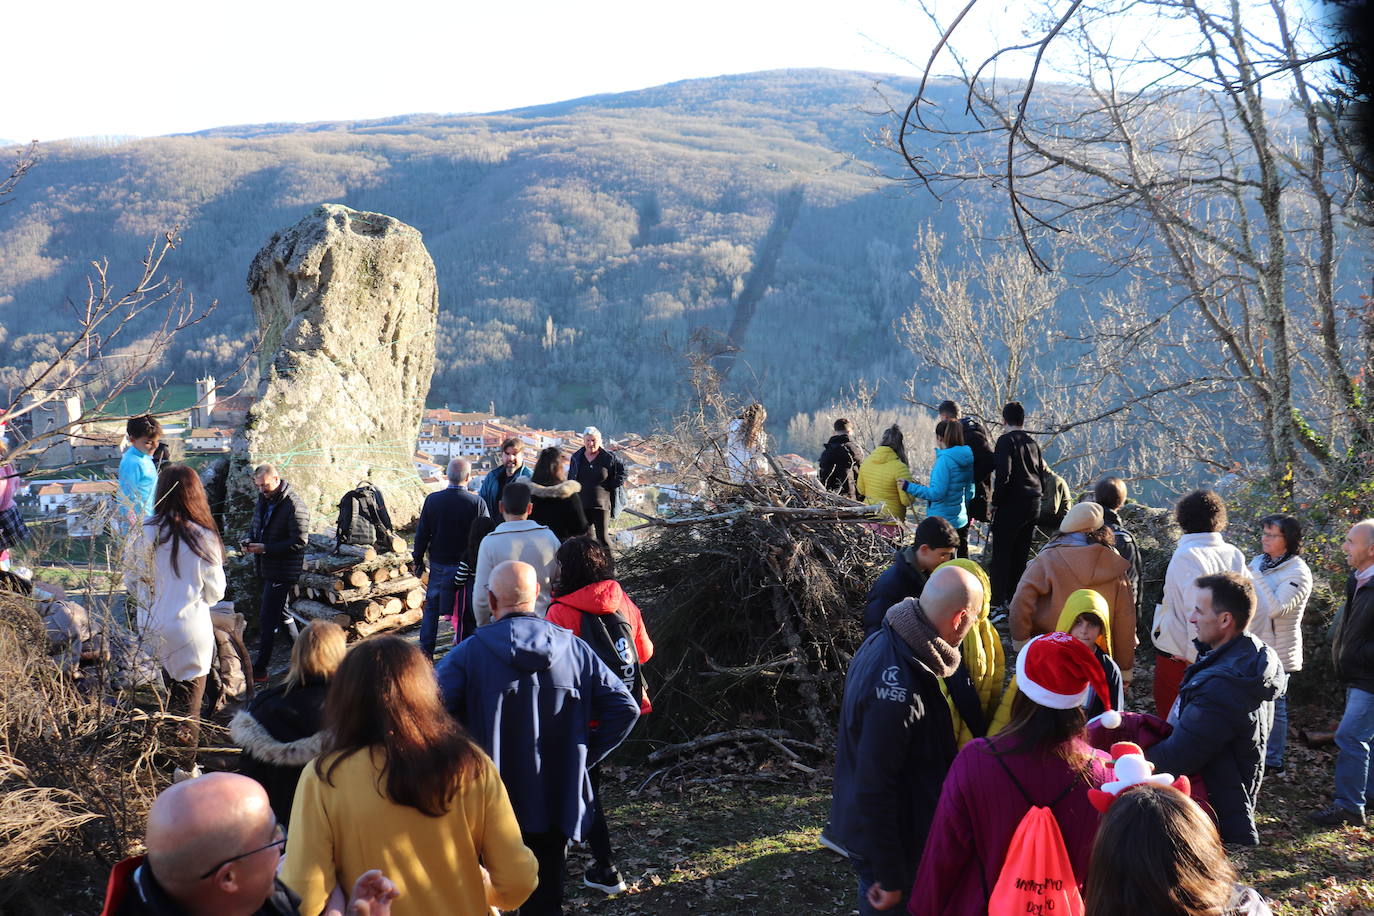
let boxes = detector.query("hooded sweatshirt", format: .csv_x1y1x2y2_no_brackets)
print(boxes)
547,579,655,714
904,445,975,529
1009,537,1136,677
990,589,1124,735
435,613,639,839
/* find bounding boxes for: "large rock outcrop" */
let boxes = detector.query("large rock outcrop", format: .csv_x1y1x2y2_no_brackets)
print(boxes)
232,204,439,532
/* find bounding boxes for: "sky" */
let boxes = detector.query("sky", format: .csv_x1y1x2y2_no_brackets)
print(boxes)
7,0,965,142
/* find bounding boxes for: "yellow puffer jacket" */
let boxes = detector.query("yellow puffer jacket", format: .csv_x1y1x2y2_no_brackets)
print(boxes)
857,446,913,522
938,558,1006,747
989,588,1112,736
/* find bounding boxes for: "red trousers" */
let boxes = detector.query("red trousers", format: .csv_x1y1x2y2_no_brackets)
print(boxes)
1154,653,1190,719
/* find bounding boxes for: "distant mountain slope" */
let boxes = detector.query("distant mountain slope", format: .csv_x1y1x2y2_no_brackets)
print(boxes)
0,69,983,436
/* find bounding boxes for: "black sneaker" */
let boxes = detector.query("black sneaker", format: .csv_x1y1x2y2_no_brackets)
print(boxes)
1308,805,1365,827
583,863,627,895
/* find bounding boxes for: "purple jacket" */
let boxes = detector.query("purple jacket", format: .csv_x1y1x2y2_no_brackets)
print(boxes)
907,736,1111,916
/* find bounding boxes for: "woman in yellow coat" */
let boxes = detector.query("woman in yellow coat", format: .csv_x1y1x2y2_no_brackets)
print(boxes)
938,558,1006,746
856,424,914,524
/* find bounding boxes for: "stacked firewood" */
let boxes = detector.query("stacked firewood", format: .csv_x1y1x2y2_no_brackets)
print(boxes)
287,534,424,639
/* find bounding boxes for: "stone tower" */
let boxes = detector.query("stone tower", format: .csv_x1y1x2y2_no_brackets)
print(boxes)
191,375,217,430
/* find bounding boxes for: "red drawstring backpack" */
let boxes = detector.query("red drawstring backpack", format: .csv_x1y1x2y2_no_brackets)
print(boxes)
986,749,1084,916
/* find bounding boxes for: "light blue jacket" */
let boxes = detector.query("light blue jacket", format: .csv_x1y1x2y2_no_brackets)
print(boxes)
118,447,157,521
904,445,975,529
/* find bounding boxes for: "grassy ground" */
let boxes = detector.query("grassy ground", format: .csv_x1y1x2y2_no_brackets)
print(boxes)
565,707,1370,916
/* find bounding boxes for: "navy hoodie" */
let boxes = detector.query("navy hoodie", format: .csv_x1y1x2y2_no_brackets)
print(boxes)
435,613,639,840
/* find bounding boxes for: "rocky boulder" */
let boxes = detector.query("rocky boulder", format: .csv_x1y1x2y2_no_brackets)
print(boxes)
231,204,439,533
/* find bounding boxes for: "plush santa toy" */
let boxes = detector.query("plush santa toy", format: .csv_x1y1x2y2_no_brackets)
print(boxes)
1088,741,1191,811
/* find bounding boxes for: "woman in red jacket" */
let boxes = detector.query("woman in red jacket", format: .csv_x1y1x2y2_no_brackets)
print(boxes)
908,633,1115,916
546,536,653,897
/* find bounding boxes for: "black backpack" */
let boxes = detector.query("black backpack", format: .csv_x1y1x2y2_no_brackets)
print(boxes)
578,610,644,703
335,481,395,550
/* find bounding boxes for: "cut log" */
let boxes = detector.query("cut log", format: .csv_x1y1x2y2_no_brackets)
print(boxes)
385,534,407,554
292,599,352,628
331,575,423,604
387,567,401,580
298,572,345,593
306,534,376,561
353,608,424,639
343,596,403,623
371,567,391,584
402,587,424,610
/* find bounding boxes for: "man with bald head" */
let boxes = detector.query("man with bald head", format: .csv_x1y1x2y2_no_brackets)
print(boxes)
436,560,638,914
413,456,489,656
829,564,983,913
101,772,397,915
1311,519,1374,827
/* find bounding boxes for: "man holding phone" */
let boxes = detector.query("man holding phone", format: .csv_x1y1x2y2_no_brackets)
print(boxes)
245,464,310,684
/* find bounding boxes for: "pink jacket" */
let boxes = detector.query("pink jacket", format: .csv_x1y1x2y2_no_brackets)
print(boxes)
0,464,20,513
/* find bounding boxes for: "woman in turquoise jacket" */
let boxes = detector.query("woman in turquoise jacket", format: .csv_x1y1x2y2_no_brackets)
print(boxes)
902,419,975,557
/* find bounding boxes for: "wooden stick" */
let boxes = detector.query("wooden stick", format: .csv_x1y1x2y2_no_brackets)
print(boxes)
626,503,884,531
290,599,352,628
353,608,424,638
330,575,423,604
646,728,789,764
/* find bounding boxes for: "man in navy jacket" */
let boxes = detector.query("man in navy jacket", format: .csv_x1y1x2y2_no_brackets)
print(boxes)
1147,572,1285,845
436,560,638,915
830,565,983,913
412,458,488,658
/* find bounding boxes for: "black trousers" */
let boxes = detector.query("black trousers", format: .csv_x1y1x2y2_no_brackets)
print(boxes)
585,507,611,546
587,763,614,866
956,524,970,560
254,579,293,676
989,500,1038,607
518,829,568,915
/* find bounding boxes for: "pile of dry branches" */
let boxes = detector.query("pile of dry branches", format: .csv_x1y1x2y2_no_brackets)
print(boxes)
619,467,894,751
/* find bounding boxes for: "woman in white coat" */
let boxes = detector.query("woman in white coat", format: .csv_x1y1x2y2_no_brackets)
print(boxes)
1249,514,1313,772
129,463,226,769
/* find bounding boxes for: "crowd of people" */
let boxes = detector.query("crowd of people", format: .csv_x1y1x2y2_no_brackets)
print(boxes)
0,400,1366,915
821,399,1374,915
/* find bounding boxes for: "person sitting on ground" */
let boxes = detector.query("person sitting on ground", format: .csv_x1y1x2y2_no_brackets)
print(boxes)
1092,477,1141,614
282,636,538,915
1009,500,1137,684
100,771,398,916
412,458,489,659
231,619,347,824
545,536,655,896
862,516,960,637
857,424,914,526
436,560,640,915
908,633,1116,916
819,417,866,498
1146,573,1285,846
477,437,533,518
1152,489,1249,717
829,565,985,913
528,446,590,541
1246,514,1311,774
991,588,1124,735
900,419,975,557
472,481,561,625
1084,784,1274,916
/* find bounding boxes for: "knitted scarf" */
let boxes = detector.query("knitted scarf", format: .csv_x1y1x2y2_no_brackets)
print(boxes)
1259,552,1293,572
885,597,961,677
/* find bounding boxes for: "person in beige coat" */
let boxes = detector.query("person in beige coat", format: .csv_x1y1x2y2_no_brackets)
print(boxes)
1008,501,1137,681
1248,513,1312,771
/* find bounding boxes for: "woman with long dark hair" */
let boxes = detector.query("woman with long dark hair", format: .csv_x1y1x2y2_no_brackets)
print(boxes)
130,463,225,772
908,634,1115,915
900,419,975,557
528,446,590,540
1084,785,1272,916
281,636,537,916
545,536,654,896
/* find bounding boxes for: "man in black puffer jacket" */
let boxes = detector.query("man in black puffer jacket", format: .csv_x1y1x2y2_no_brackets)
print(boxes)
246,464,310,682
819,418,866,498
1147,572,1285,846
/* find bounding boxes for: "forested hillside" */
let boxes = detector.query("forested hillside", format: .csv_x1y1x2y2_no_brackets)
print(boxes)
0,70,989,442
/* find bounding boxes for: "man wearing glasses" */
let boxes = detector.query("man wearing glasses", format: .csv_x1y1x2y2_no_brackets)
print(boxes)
101,772,396,915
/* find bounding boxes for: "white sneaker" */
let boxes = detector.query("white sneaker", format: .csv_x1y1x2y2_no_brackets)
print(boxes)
172,764,203,783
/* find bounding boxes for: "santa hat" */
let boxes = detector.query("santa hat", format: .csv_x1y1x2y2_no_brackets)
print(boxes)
1088,742,1191,812
1016,632,1121,728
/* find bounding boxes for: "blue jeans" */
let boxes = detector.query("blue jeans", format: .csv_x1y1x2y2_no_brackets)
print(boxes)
421,562,462,659
1265,687,1289,769
1334,687,1374,814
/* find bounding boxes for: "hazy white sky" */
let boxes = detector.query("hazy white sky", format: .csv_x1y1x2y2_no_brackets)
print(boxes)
7,0,982,142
